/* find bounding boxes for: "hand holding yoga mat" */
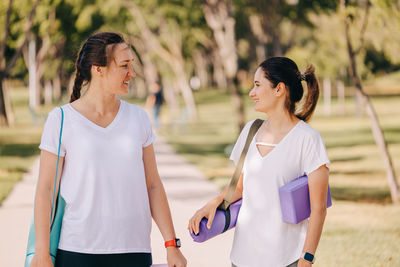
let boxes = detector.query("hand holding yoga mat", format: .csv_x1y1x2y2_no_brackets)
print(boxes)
189,120,263,243
190,199,242,242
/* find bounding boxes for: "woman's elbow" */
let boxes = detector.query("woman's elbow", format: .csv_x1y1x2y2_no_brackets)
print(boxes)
310,204,327,218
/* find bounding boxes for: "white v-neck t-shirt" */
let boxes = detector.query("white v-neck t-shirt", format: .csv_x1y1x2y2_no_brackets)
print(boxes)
229,120,330,267
39,100,156,254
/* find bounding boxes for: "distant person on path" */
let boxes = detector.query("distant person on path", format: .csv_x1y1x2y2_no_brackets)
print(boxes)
30,32,186,267
189,57,330,267
146,82,163,129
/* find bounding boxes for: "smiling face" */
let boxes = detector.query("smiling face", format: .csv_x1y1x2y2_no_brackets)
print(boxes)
249,67,283,113
102,43,136,95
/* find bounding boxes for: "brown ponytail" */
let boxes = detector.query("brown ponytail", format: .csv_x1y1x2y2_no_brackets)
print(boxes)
69,32,126,103
259,57,320,122
296,64,320,122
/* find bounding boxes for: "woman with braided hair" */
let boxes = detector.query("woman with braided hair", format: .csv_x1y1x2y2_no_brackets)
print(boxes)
189,57,330,267
30,32,186,267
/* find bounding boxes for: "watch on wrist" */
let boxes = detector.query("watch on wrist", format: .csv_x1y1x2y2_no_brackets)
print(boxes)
164,238,181,248
301,252,315,264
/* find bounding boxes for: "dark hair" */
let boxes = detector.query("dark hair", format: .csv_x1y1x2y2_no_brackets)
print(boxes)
258,57,320,122
70,32,126,102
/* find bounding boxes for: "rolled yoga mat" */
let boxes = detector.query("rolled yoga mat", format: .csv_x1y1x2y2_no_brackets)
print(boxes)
190,199,242,243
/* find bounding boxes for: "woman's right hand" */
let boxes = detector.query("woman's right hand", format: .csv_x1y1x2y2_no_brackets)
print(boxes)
188,198,221,235
30,253,54,267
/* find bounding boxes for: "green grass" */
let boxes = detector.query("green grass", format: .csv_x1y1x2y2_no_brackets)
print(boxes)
0,88,52,205
318,201,400,266
159,89,400,266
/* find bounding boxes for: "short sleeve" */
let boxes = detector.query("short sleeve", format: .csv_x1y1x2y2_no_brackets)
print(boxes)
39,108,66,156
229,120,254,166
302,131,330,175
140,109,156,147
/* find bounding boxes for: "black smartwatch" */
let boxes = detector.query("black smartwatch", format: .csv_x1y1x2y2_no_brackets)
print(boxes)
301,252,315,264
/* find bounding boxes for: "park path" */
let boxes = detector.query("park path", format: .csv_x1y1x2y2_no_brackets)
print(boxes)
0,137,233,267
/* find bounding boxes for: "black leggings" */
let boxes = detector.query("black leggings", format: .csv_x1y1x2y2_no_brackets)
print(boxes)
55,249,152,267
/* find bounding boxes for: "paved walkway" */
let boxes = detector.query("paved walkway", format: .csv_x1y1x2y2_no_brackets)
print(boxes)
0,138,233,267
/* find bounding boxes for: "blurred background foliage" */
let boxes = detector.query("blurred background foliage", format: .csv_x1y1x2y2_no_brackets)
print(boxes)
1,0,399,103
1,1,400,264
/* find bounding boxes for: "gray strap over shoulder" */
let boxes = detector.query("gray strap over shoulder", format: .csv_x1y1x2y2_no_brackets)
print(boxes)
219,119,263,210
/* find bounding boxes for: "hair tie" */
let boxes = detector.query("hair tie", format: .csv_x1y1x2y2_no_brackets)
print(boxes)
300,73,306,81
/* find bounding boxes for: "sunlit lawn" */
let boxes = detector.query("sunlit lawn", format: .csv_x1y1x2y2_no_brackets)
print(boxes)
159,89,400,266
0,88,49,205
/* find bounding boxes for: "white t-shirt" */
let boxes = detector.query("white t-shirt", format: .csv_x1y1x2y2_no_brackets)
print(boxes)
229,120,330,267
39,100,156,254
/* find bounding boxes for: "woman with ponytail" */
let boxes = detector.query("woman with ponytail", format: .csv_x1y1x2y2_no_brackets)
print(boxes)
31,32,186,267
189,57,330,267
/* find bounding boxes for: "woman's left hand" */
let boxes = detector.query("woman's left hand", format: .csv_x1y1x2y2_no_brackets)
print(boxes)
297,258,312,267
166,247,187,267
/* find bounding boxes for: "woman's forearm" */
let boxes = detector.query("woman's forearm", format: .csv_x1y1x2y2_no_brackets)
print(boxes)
148,180,176,241
33,150,63,258
301,207,327,254
34,187,52,255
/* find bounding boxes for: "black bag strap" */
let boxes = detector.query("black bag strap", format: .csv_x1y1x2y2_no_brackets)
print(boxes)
219,119,263,211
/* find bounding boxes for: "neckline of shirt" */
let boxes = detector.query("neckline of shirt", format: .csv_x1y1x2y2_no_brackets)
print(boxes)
66,100,125,132
253,120,303,159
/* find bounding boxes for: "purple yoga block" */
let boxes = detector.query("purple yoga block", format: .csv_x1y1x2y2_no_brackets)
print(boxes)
190,199,242,242
279,175,332,224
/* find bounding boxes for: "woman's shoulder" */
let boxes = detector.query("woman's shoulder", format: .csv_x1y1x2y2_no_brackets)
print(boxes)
121,100,150,122
239,119,258,134
244,119,257,128
47,105,68,120
296,120,323,141
297,121,322,142
121,100,145,113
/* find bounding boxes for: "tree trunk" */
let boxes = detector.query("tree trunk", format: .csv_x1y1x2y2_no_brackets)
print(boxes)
271,33,283,56
356,89,399,203
0,73,9,126
0,0,40,125
342,0,399,203
337,80,345,115
323,77,331,116
124,2,197,119
44,80,52,105
28,38,38,109
174,65,197,120
0,0,13,126
0,77,14,126
193,49,210,89
249,14,267,62
161,77,179,114
202,0,245,131
53,74,61,101
211,48,227,90
229,79,245,130
67,73,75,98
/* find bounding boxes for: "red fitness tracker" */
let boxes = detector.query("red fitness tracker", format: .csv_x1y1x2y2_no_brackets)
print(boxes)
164,238,181,248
